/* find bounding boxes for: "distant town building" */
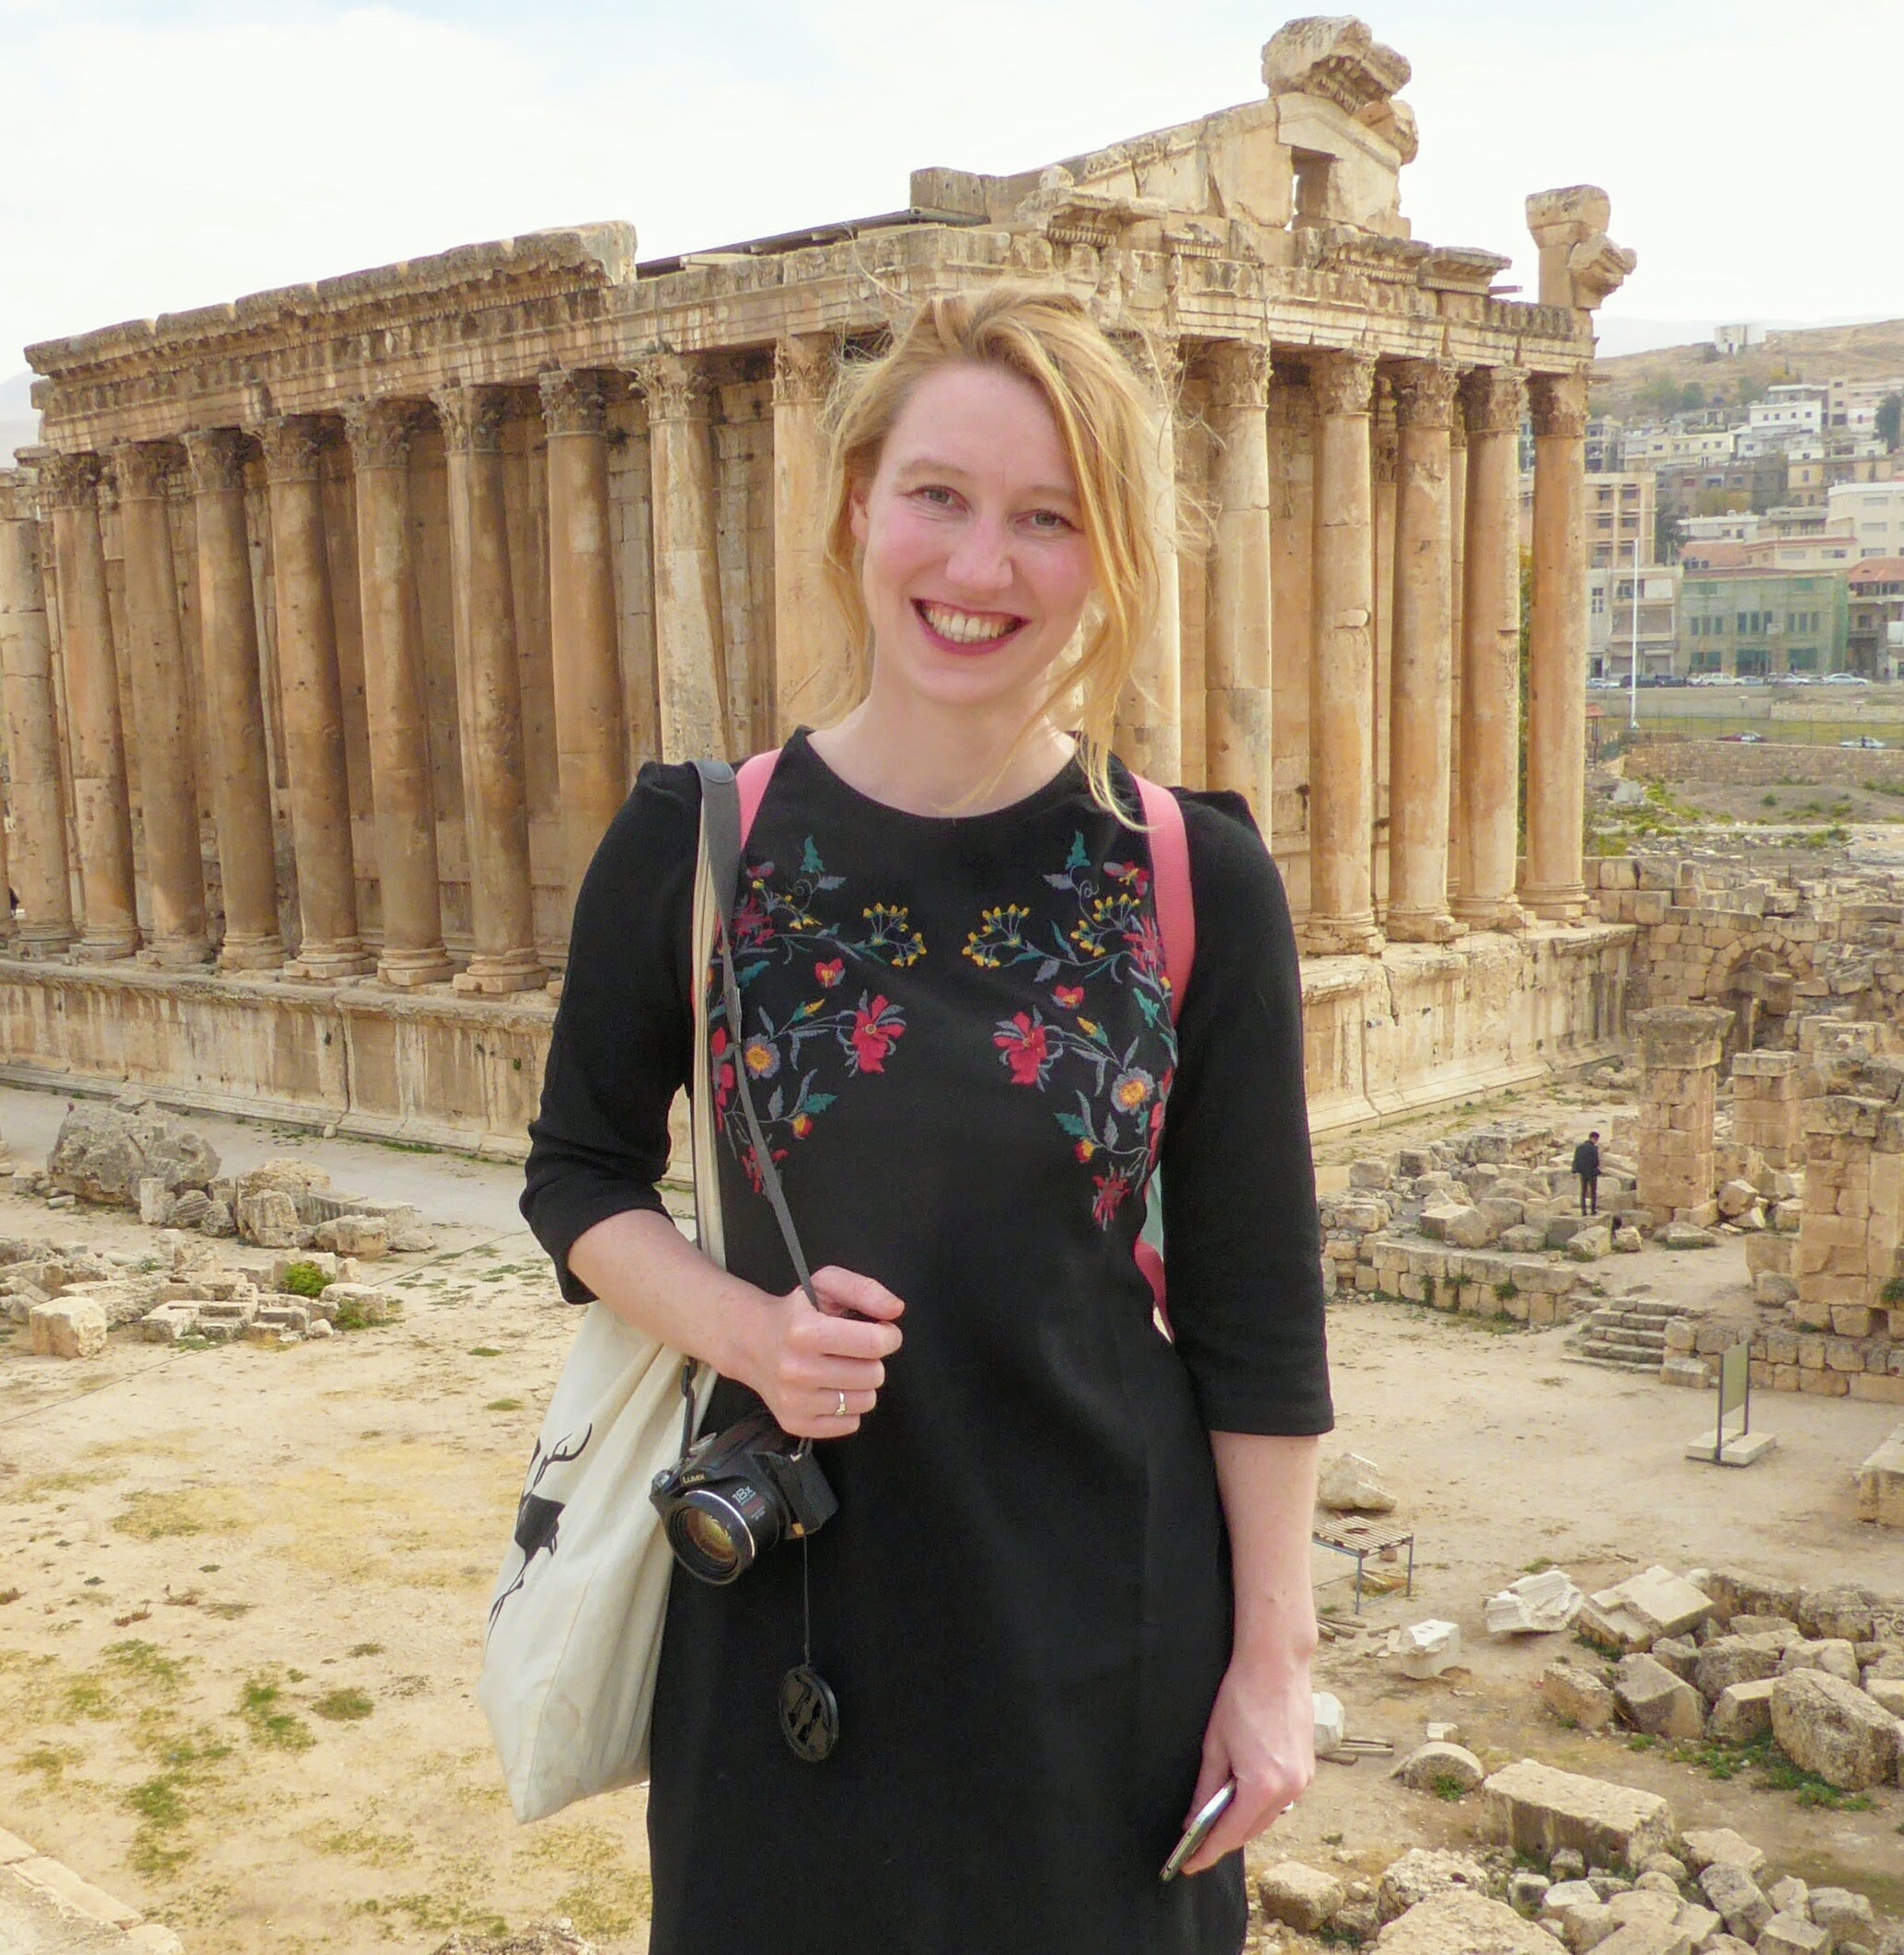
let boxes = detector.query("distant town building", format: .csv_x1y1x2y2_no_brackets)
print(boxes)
1680,527,1859,574
1848,558,1904,677
1828,376,1904,433
1714,323,1767,355
1829,480,1904,559
1679,566,1849,676
1586,470,1654,567
1588,564,1679,680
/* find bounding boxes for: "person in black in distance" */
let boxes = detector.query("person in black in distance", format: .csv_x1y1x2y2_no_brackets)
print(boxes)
1573,1130,1602,1215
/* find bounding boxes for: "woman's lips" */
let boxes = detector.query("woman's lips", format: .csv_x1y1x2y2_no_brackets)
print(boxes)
913,598,1026,655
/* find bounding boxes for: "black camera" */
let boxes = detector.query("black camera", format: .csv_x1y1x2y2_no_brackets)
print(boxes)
651,1407,839,1585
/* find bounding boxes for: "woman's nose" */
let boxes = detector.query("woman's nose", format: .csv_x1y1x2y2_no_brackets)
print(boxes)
941,516,1015,594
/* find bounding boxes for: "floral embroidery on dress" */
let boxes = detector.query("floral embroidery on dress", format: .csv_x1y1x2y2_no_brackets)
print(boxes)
965,832,1178,1227
711,837,924,1190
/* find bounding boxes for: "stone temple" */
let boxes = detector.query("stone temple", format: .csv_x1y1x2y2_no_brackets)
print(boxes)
0,17,1634,1152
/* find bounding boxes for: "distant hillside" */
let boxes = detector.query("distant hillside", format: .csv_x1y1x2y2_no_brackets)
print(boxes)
1593,319,1904,420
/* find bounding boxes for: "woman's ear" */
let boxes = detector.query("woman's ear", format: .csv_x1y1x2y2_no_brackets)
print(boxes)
848,474,871,549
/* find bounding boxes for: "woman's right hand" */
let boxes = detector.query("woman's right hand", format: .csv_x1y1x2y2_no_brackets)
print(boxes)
736,1265,906,1439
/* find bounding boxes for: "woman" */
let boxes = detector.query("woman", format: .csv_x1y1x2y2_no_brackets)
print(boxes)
522,287,1332,1955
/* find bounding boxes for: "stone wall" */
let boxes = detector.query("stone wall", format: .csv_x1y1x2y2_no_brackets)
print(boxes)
1624,740,1904,790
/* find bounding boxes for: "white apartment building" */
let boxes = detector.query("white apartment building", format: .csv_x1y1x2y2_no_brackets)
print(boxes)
1828,375,1904,433
1622,422,1737,466
1588,565,1679,680
1680,511,1760,546
1829,481,1904,559
1747,385,1825,436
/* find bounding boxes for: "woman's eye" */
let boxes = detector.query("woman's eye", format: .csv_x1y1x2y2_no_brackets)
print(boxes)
914,485,956,508
1025,509,1073,533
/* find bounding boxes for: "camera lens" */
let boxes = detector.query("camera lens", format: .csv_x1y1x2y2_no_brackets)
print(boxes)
666,1490,768,1585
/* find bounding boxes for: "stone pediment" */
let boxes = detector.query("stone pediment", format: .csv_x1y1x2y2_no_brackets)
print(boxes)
1263,16,1411,115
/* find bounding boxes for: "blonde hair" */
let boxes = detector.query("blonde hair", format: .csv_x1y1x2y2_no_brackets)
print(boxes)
816,285,1167,816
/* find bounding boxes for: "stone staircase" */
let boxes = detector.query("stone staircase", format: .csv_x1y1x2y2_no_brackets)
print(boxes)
1565,1298,1702,1372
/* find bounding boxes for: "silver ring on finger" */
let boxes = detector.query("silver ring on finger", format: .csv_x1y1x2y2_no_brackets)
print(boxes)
836,1390,848,1417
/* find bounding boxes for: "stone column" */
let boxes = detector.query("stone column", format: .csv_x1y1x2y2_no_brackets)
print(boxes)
1446,405,1468,901
0,477,75,953
541,369,629,919
1633,1007,1732,1223
1116,338,1183,784
1385,360,1462,943
343,400,451,987
772,335,835,738
1524,370,1591,920
1306,348,1380,954
181,430,285,970
113,441,209,966
1370,376,1398,919
1733,1048,1804,1171
1203,341,1274,821
433,384,547,994
1455,367,1527,932
1796,1038,1904,1335
640,355,733,763
38,455,137,957
256,416,374,980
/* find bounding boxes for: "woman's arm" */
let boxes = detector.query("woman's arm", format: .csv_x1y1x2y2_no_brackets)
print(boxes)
1176,1431,1321,1876
568,1210,904,1440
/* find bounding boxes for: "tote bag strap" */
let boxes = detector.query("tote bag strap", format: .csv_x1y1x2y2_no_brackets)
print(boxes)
1129,773,1194,1024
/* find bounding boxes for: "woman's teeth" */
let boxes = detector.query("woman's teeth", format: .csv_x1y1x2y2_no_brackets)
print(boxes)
921,603,1018,645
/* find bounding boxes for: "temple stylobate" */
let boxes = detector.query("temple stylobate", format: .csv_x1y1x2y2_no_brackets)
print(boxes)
0,17,1635,1151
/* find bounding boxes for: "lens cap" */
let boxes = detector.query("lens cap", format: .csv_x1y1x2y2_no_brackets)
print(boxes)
779,1663,839,1764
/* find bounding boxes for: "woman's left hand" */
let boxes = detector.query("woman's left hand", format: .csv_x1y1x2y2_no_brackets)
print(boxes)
1176,1651,1316,1877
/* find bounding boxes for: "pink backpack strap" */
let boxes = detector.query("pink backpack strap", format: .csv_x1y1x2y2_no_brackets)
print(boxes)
1131,773,1194,1024
734,749,781,846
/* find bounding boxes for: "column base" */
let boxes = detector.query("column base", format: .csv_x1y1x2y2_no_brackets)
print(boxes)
283,939,377,982
218,932,288,972
138,937,213,970
74,929,142,963
453,949,549,995
1453,897,1529,933
11,927,77,957
1521,883,1588,923
1385,908,1468,944
545,974,565,1002
377,947,455,989
1302,915,1386,957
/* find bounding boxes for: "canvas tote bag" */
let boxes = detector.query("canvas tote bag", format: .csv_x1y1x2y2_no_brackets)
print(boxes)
477,759,744,1824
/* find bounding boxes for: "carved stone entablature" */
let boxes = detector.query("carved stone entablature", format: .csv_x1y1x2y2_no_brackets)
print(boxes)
37,450,101,513
181,427,250,497
538,368,610,438
1460,365,1527,437
1120,331,1183,406
0,471,32,524
1263,17,1411,116
636,354,714,423
1205,341,1273,412
1525,185,1635,312
1311,231,1431,283
1310,347,1377,419
431,385,514,456
341,398,428,471
1418,247,1511,296
253,414,335,482
1390,358,1460,431
1529,371,1590,442
771,336,835,411
111,439,183,501
1014,167,1171,250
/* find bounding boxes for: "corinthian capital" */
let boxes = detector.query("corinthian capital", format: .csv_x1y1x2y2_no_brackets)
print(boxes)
1529,371,1591,441
112,440,183,502
1390,359,1460,432
1310,349,1377,420
771,335,834,411
1205,341,1273,415
342,398,427,471
538,368,610,438
1460,366,1527,438
38,451,102,514
253,415,334,482
636,354,713,424
431,384,513,456
182,428,250,497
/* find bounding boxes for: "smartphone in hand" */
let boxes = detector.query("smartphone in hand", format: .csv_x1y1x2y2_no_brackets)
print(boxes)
1159,1779,1236,1883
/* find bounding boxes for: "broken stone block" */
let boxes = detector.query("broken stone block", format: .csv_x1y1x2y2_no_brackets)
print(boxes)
1568,1223,1613,1262
315,1213,390,1259
1757,1915,1829,1955
1390,1619,1461,1679
1707,1677,1776,1745
1797,1583,1877,1643
1705,1568,1803,1624
1487,1567,1584,1635
1765,1877,1807,1918
1312,1690,1345,1760
135,1175,172,1225
1699,1862,1773,1942
1317,1451,1396,1513
1614,1654,1705,1740
1693,1637,1784,1703
1348,1156,1392,1190
1541,1660,1617,1730
1375,1889,1555,1953
139,1303,201,1344
237,1188,302,1248
1656,1221,1717,1250
1376,1848,1494,1923
1445,1205,1498,1250
1481,1759,1676,1873
1621,1566,1714,1640
1394,1741,1484,1797
47,1103,219,1206
1500,1224,1548,1255
1661,1356,1712,1389
1506,1870,1550,1917
1778,1637,1861,1685
1647,1635,1699,1682
167,1187,211,1230
1715,1179,1759,1219
1255,1860,1344,1932
1864,1676,1904,1717
239,1157,331,1196
319,1282,398,1325
1612,1225,1644,1253
1771,1668,1899,1789
1808,1887,1878,1952
29,1299,108,1359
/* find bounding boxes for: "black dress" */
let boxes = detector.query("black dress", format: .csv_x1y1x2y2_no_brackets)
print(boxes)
522,732,1332,1955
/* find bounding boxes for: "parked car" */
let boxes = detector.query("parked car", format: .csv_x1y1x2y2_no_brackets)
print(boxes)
1840,735,1887,748
1823,672,1868,686
1720,733,1766,743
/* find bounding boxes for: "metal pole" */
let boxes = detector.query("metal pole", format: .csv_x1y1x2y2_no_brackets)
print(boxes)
1629,527,1642,729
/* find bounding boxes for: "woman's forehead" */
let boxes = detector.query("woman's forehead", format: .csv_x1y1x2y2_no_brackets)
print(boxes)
882,363,1076,492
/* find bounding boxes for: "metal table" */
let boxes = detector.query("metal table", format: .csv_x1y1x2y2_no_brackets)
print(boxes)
1311,1516,1416,1614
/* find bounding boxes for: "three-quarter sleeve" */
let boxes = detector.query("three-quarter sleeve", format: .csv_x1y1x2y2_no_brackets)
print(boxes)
1159,791,1333,1435
521,761,702,1302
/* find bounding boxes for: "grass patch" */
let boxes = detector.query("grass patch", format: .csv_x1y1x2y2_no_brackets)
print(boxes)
354,1895,510,1936
313,1689,374,1723
467,1348,503,1359
1521,1557,1556,1575
485,1399,525,1414
112,1488,248,1541
1663,1731,1876,1810
122,1724,233,1881
238,1674,315,1752
282,1261,334,1300
331,1293,396,1333
307,1819,416,1868
1428,1772,1471,1801
18,1742,82,1783
348,1642,385,1659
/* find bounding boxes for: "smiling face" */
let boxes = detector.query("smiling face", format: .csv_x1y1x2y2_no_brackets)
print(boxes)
848,360,1097,722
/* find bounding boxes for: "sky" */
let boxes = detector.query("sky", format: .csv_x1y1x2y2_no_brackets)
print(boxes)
4,0,1902,428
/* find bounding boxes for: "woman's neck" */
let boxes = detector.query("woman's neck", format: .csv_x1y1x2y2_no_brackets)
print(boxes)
808,688,1076,818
